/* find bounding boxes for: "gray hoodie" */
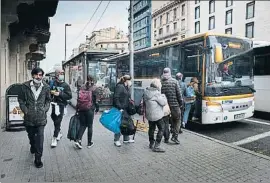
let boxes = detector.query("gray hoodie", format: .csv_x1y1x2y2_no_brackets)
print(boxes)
143,87,167,122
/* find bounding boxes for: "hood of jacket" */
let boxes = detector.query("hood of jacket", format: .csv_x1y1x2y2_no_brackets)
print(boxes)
144,87,160,101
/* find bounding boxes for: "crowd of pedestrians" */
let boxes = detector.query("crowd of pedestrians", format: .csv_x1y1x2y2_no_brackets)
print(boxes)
19,67,199,168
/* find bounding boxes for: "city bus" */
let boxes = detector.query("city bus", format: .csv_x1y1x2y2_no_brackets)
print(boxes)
252,44,270,114
104,32,255,124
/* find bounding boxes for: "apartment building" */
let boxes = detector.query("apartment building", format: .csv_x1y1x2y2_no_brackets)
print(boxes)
190,0,270,41
69,27,128,59
128,0,152,51
151,0,190,46
152,0,270,46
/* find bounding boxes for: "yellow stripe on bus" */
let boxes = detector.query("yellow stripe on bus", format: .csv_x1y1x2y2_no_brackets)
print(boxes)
203,94,254,101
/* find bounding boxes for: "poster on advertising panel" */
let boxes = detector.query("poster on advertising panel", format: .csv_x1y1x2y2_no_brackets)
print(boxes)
8,96,24,121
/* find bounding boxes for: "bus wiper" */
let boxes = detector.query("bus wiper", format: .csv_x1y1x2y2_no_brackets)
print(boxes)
238,85,256,93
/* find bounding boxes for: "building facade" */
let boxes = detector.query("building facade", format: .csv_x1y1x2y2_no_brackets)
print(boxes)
152,0,270,45
69,27,128,59
151,0,190,46
129,0,152,51
1,0,58,127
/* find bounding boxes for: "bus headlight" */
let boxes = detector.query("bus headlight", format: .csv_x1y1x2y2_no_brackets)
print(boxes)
206,101,223,113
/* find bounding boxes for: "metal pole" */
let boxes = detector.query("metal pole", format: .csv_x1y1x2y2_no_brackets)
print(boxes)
65,25,67,61
129,0,134,100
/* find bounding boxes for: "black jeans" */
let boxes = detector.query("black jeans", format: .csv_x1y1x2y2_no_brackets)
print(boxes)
148,118,165,144
25,125,45,158
51,104,65,137
77,109,94,144
163,115,170,141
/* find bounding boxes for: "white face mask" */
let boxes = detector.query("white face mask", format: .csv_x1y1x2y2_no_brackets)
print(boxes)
33,78,42,84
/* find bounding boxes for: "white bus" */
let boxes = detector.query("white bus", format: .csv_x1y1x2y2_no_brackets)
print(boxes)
253,45,270,113
105,32,255,124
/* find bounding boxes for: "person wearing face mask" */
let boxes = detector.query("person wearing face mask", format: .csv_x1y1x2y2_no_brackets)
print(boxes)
112,75,134,147
18,68,51,168
50,68,72,148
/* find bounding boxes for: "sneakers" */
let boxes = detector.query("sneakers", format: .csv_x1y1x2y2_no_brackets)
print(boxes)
123,139,135,144
152,142,165,153
87,142,94,149
182,122,186,129
114,141,121,147
51,137,57,148
171,137,180,144
149,141,155,149
56,132,63,141
75,141,83,149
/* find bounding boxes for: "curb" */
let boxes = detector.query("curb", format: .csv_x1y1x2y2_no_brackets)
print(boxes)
183,129,270,161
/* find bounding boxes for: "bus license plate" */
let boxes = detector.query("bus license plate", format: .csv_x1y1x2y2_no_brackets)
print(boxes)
234,113,245,120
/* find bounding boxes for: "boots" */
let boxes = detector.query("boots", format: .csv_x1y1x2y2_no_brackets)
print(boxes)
34,155,43,168
149,141,155,149
152,142,165,153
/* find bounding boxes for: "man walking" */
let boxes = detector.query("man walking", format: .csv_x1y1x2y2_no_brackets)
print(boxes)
18,68,51,168
50,68,72,147
176,72,186,131
161,68,183,144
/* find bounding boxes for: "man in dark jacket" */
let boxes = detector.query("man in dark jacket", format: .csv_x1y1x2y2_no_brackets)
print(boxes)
50,68,72,148
161,68,183,144
18,68,51,168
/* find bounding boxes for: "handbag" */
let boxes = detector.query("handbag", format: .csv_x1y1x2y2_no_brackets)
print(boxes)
127,99,136,115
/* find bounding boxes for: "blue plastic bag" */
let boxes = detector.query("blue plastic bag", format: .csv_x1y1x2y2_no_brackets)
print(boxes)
99,108,121,134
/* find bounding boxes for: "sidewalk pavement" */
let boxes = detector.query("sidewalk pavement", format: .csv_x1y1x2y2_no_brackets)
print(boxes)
1,106,270,182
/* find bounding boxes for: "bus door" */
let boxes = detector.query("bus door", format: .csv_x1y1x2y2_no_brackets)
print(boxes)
182,42,204,122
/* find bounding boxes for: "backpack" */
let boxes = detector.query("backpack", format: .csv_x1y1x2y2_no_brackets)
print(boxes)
67,113,81,141
77,87,93,111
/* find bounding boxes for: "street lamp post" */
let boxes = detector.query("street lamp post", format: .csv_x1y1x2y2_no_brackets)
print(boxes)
65,23,72,61
129,0,134,100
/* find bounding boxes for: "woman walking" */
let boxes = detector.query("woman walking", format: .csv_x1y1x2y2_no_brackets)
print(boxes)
75,75,99,149
113,75,134,147
182,77,198,128
144,78,167,152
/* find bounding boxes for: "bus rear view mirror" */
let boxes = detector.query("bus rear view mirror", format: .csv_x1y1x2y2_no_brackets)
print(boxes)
214,43,223,63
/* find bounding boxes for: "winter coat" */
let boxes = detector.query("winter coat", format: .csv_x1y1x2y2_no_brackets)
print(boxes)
50,80,72,106
143,87,167,122
161,75,183,108
113,83,130,110
18,81,51,126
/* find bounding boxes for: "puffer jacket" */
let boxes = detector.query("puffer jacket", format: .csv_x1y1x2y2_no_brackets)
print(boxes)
113,82,130,110
161,75,183,108
143,87,167,122
18,80,51,126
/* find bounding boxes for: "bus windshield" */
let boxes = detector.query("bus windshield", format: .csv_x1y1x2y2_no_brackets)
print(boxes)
208,35,252,59
206,50,255,96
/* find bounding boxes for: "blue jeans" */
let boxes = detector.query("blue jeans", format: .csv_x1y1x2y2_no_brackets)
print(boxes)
183,103,192,124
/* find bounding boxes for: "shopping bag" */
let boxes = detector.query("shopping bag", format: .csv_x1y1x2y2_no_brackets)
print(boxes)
120,110,136,136
100,107,121,134
67,113,81,141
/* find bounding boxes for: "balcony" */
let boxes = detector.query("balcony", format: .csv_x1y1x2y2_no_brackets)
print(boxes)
155,29,180,41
